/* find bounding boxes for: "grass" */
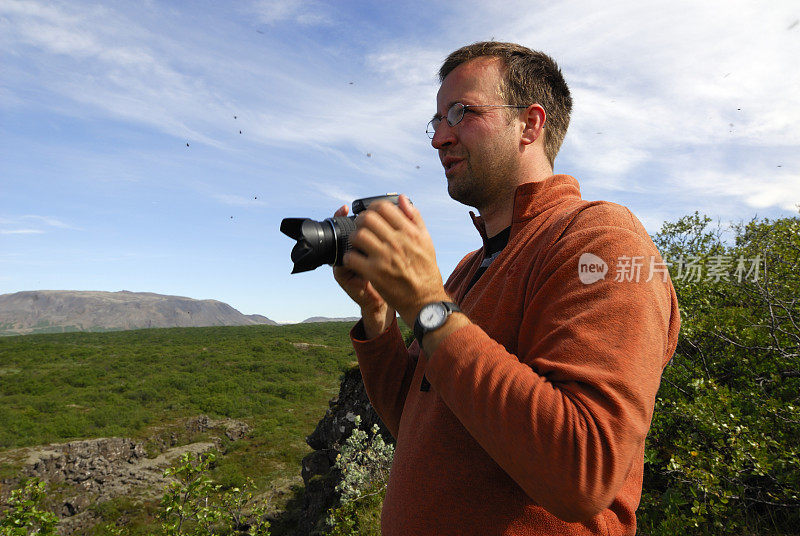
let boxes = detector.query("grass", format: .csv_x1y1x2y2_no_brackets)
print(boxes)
0,322,359,534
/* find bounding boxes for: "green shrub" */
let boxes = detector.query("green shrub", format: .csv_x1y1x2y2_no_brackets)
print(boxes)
324,415,394,535
160,451,272,535
0,479,58,536
1,454,275,536
640,212,800,534
323,483,383,536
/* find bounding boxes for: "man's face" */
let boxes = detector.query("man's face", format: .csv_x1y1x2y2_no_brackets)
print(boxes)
432,57,522,211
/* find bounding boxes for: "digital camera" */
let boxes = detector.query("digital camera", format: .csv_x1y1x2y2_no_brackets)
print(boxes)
280,194,403,274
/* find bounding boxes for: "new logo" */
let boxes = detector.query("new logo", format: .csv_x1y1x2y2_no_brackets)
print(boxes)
578,253,607,284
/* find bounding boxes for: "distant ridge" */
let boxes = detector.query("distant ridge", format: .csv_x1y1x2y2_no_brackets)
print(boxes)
301,316,360,324
0,290,277,335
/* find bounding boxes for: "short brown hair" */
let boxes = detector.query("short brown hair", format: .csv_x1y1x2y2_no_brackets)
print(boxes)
439,41,572,168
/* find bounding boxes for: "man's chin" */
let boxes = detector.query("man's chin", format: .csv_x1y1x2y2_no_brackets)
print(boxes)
447,180,477,208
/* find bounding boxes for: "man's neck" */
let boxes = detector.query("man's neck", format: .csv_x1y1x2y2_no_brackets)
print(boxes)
479,202,514,238
479,169,554,237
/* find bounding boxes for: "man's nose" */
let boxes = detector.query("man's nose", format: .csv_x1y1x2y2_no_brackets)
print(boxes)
431,121,455,149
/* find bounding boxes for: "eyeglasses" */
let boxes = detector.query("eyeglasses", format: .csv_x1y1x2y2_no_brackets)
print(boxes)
426,102,530,139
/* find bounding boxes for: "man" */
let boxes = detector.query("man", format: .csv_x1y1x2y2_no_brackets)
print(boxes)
332,41,680,535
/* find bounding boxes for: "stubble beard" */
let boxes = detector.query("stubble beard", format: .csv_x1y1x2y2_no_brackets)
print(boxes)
446,137,520,213
447,156,490,210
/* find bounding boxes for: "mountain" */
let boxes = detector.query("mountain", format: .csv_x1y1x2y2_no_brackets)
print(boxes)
0,290,277,335
245,314,276,324
301,316,360,323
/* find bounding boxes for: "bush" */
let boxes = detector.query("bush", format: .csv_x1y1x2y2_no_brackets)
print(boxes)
324,415,394,535
640,212,800,535
0,479,58,536
160,452,272,535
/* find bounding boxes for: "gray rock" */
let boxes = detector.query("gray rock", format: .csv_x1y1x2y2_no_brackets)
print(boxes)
0,417,250,535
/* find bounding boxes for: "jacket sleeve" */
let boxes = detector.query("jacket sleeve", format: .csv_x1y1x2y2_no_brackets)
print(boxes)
350,317,419,439
423,215,680,522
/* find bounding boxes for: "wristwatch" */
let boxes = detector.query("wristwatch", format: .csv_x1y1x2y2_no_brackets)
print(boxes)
414,301,462,349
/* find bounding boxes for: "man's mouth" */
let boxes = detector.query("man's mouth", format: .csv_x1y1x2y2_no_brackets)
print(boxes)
442,156,464,173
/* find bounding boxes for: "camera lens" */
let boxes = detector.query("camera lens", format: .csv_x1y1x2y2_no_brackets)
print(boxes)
327,216,357,266
280,216,357,273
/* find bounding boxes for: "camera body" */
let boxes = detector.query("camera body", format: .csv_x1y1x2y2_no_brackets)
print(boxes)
280,194,403,274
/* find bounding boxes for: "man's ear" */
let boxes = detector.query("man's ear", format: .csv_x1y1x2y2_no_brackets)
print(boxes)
520,104,546,145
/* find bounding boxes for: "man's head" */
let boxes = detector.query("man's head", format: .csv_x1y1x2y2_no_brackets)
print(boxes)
432,57,526,212
438,41,572,169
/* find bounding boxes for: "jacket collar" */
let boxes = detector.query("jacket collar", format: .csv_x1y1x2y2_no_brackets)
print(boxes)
470,174,582,243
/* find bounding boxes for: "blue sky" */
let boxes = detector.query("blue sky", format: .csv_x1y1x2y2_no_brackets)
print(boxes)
1,0,798,323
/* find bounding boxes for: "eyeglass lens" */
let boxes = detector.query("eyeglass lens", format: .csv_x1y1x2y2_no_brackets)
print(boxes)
427,103,465,138
447,103,465,126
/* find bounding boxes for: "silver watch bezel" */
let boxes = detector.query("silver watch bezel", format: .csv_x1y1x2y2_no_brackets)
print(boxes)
418,302,449,330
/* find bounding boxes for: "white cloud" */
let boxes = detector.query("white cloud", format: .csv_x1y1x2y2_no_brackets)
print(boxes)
670,168,800,212
439,0,800,212
27,216,73,228
366,47,443,87
308,182,358,207
248,0,332,26
1,1,237,148
0,215,77,233
2,0,797,220
0,0,440,178
0,0,67,22
0,229,45,235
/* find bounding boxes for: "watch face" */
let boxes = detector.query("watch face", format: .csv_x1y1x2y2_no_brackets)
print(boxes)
420,303,447,329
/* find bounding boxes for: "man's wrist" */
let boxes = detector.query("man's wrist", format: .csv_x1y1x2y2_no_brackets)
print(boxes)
419,312,469,357
361,305,396,340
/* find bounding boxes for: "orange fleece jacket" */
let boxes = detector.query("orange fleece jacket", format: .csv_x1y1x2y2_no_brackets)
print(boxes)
351,175,680,535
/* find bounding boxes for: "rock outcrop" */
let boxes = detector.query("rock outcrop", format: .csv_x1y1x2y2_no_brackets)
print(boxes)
0,416,250,535
292,366,393,535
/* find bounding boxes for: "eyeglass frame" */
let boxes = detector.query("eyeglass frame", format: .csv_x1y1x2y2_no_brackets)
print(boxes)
426,102,531,139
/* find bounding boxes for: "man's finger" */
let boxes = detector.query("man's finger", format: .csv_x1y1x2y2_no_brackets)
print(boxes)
371,200,414,232
351,226,388,258
334,204,349,218
357,208,397,241
343,248,371,279
398,195,425,229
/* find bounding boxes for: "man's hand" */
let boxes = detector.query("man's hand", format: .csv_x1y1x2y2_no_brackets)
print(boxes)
331,204,396,339
343,195,451,329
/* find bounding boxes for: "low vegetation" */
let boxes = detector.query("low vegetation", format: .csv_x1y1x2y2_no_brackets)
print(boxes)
0,323,353,450
323,415,394,536
0,479,58,535
0,322,357,534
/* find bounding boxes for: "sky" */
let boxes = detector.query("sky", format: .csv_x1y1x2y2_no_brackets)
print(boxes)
1,0,799,323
